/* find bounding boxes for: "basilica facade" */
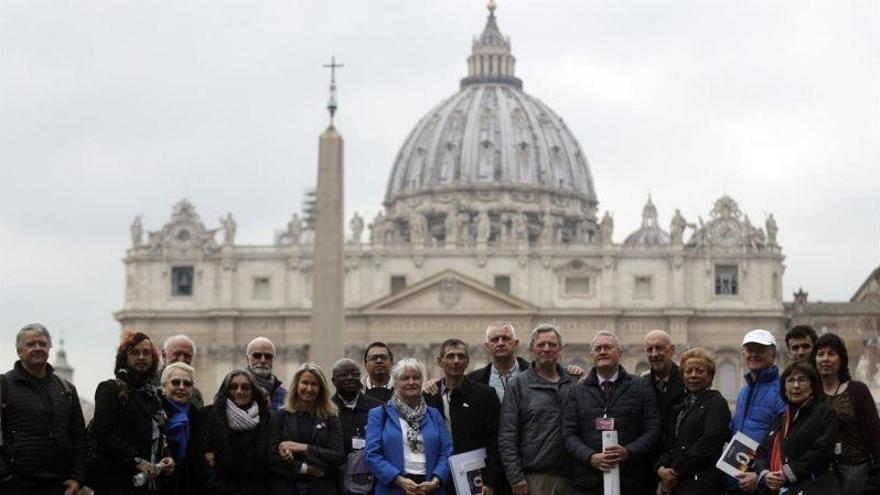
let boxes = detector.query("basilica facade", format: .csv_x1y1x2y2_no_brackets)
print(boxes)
116,5,791,400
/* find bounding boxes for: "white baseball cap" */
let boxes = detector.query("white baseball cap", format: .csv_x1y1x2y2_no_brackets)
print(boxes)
742,329,776,347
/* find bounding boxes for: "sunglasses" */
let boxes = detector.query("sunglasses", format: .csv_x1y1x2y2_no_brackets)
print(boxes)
128,349,153,358
229,383,252,392
251,352,274,360
170,378,193,388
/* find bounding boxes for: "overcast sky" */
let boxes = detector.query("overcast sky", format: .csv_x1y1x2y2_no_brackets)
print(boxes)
2,1,878,399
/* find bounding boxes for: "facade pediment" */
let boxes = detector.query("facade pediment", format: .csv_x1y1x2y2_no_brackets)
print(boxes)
359,269,537,314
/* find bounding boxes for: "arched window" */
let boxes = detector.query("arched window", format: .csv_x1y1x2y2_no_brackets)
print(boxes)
718,361,739,401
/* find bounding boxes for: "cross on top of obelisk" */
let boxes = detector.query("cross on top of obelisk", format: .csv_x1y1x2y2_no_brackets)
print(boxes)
323,55,344,123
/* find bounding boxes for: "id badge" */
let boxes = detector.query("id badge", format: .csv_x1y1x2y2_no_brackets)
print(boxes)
352,437,366,450
595,417,615,431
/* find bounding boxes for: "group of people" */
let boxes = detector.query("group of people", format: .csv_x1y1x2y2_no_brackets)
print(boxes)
2,321,879,495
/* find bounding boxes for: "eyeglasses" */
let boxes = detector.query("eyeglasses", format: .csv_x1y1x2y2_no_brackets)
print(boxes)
366,354,390,362
250,352,274,360
170,378,193,388
785,376,810,385
229,383,252,392
128,349,152,358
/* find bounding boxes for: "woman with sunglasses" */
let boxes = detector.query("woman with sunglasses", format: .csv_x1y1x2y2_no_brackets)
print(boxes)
268,363,344,495
90,331,175,494
159,362,201,495
196,368,271,495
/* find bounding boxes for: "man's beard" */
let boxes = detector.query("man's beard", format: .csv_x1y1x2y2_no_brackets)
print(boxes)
250,365,272,377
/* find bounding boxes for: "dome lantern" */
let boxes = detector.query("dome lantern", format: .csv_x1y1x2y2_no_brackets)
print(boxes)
461,1,523,89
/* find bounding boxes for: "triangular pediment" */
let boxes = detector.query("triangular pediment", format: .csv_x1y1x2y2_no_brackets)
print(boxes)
359,269,537,314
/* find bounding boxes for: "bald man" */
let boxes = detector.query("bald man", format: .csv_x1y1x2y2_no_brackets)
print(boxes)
245,336,288,411
642,330,686,478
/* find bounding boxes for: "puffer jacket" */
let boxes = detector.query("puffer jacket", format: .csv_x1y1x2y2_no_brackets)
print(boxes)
0,362,87,484
562,366,661,494
497,363,574,484
730,366,786,445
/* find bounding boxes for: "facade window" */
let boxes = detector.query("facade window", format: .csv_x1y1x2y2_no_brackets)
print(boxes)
253,277,271,300
634,276,653,299
718,361,738,401
715,265,738,296
390,275,407,294
171,266,194,297
494,275,511,294
564,276,590,296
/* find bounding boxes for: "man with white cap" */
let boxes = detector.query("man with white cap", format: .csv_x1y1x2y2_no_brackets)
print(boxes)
729,329,786,493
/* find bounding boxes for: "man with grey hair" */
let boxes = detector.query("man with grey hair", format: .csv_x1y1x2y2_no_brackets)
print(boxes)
563,330,661,494
1,323,87,495
498,323,575,495
245,336,287,411
466,321,530,401
641,329,685,471
161,334,204,408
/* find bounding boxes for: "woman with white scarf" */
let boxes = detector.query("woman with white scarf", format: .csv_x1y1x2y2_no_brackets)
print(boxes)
365,358,453,495
196,369,271,495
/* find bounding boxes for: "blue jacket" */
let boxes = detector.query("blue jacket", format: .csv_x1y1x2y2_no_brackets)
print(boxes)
728,365,786,489
365,403,453,495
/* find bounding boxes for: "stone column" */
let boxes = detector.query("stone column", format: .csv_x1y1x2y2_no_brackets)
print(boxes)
310,125,345,374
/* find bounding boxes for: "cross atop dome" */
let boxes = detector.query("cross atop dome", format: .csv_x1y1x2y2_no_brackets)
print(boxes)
461,1,523,89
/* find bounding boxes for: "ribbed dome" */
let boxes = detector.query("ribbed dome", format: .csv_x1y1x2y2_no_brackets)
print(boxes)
624,196,670,246
383,5,597,210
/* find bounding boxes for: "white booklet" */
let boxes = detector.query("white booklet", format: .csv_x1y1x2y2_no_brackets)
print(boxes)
602,430,620,495
716,431,760,478
449,447,488,495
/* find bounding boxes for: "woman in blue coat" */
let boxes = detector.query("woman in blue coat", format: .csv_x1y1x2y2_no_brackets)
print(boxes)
365,358,453,495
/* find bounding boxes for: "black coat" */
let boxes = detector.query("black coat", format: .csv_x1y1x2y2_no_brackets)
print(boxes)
654,390,731,495
0,362,87,484
465,357,530,386
562,366,661,494
90,377,168,495
161,397,201,495
267,410,344,495
754,400,839,494
424,378,504,491
195,403,270,495
644,364,687,444
364,387,392,404
331,393,382,457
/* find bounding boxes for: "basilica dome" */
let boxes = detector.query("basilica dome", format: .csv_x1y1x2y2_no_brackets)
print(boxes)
383,4,597,220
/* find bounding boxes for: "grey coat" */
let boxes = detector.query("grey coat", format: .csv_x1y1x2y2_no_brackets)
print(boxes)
497,363,574,484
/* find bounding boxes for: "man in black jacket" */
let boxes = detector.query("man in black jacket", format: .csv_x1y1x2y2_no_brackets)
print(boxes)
0,323,87,495
425,339,503,495
563,331,661,494
466,321,530,402
330,358,382,458
642,329,686,469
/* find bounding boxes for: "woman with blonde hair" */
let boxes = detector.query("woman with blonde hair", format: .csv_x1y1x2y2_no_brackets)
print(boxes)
268,363,344,495
159,362,200,495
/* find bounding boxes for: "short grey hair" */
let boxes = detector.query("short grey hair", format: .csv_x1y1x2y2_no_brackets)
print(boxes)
16,323,52,350
485,320,517,340
590,331,620,351
390,357,425,382
160,361,195,385
246,336,276,355
529,323,563,349
163,334,197,359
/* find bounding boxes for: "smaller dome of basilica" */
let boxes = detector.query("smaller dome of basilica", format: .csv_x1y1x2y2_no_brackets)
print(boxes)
624,196,670,246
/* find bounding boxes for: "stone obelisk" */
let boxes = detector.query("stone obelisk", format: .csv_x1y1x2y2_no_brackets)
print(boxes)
310,56,345,374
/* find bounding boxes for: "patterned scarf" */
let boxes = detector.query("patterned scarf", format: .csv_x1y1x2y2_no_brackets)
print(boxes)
391,393,427,454
226,399,261,431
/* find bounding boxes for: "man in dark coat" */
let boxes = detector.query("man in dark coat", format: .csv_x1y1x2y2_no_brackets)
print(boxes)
424,339,504,494
0,323,87,495
330,358,382,458
641,329,686,476
466,321,530,403
245,337,287,412
563,331,661,494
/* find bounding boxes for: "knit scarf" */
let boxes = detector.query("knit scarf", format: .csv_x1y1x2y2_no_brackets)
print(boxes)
250,369,277,397
391,393,427,454
226,399,261,431
163,397,190,462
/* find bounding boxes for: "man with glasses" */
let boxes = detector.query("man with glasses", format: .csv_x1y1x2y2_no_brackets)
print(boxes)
729,329,786,493
563,331,661,494
330,359,382,463
0,323,87,495
245,336,287,412
362,342,394,402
